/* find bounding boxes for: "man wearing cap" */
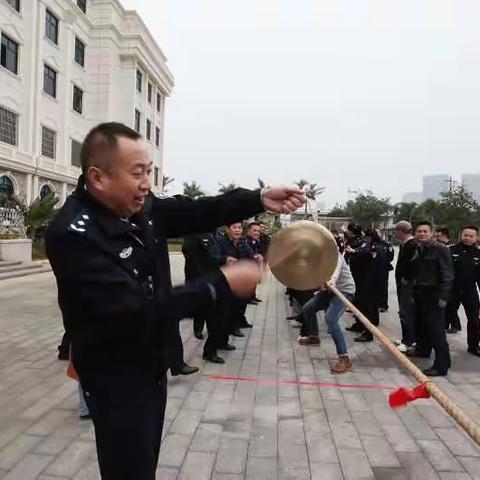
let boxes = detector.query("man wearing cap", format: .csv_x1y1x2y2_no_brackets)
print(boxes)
394,221,416,353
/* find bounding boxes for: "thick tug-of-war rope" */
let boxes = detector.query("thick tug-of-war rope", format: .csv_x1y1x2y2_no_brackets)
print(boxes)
329,284,480,447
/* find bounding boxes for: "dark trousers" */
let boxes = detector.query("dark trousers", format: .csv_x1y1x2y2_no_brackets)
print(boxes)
379,269,390,309
193,315,206,334
169,325,185,375
204,304,228,356
445,291,480,350
356,287,380,330
59,332,70,355
398,285,415,347
83,373,167,480
414,291,451,373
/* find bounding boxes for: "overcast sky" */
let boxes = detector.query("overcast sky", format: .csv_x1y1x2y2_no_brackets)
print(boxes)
121,0,480,207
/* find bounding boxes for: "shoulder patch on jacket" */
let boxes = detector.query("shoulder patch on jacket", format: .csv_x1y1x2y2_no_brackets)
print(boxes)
67,211,91,235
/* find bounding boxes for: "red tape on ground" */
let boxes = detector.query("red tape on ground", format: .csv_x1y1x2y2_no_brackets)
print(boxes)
210,375,395,391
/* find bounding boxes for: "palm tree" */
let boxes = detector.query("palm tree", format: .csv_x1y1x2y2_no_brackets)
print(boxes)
257,178,266,189
183,181,205,199
295,180,325,216
218,181,239,194
162,175,175,192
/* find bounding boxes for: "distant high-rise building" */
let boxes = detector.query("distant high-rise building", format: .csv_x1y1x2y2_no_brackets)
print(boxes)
402,192,423,203
423,175,449,201
462,174,480,202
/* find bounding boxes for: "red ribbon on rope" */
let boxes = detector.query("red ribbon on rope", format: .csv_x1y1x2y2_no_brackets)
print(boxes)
389,383,430,408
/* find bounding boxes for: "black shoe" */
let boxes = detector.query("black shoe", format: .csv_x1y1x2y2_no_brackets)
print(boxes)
406,349,430,359
218,344,236,351
379,307,389,313
240,322,253,329
447,328,460,334
286,315,299,321
194,331,204,340
423,367,447,377
57,348,69,361
467,348,480,357
203,354,225,364
171,364,199,376
232,329,245,337
79,414,91,421
354,332,373,343
253,297,262,303
247,299,259,305
346,323,364,333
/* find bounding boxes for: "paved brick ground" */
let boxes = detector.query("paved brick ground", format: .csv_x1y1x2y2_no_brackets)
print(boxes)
1,255,480,479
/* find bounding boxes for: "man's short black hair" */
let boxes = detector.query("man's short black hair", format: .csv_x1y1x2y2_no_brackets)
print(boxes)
416,221,433,230
80,122,142,175
462,225,479,233
437,227,449,237
248,222,260,229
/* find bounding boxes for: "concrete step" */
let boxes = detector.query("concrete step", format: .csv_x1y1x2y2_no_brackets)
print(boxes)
0,262,51,281
0,263,43,274
0,260,22,268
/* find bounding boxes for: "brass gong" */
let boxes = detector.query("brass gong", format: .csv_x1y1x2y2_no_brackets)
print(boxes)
267,221,338,290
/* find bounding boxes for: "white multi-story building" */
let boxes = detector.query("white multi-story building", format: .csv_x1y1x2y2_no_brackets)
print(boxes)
422,174,449,201
462,173,480,202
0,0,174,204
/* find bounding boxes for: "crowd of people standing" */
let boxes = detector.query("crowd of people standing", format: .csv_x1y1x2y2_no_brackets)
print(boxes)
289,220,480,378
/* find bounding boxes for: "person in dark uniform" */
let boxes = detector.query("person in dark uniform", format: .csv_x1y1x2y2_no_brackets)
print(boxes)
445,226,480,356
344,223,365,333
245,222,264,304
210,222,260,340
406,221,453,376
346,229,384,342
331,229,345,254
45,122,305,480
394,221,417,353
436,227,451,247
373,229,394,311
258,221,271,256
182,231,219,339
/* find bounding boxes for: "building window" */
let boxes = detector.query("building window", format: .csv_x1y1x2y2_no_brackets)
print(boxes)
136,69,142,93
43,64,57,98
77,0,86,13
148,83,152,103
74,37,85,67
0,175,14,199
1,33,19,75
155,127,160,147
154,167,159,187
0,106,18,146
134,110,141,133
45,10,59,45
146,119,152,141
40,184,53,199
4,0,20,12
73,85,83,114
41,126,56,159
71,139,82,167
156,93,162,113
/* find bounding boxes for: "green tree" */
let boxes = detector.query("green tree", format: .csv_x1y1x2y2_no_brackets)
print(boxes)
218,181,239,193
344,191,391,228
437,186,480,238
182,181,205,199
295,179,325,215
257,178,266,189
328,204,348,217
162,175,174,191
24,193,59,239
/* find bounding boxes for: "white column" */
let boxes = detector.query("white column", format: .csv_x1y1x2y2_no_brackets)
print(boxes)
61,182,67,204
32,175,39,200
26,173,32,204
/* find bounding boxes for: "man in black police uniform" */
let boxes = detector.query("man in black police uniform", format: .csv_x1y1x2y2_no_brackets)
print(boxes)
245,221,264,304
373,229,394,312
182,231,219,339
445,225,480,355
406,221,454,376
45,122,305,479
345,229,384,342
210,222,260,338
